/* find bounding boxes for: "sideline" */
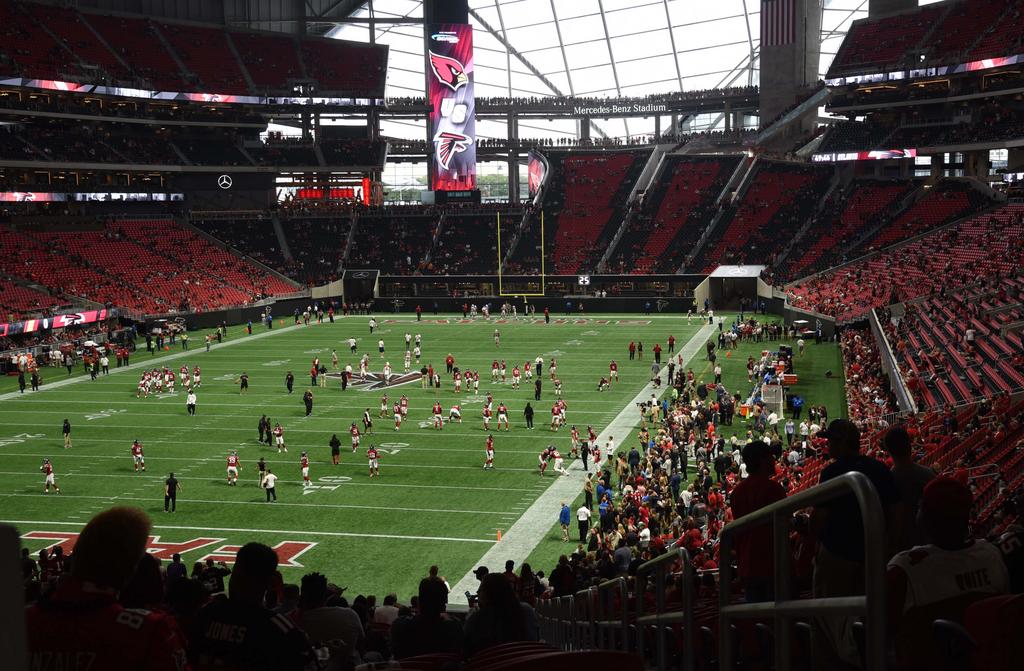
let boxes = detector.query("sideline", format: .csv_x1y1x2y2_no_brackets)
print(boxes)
447,322,716,603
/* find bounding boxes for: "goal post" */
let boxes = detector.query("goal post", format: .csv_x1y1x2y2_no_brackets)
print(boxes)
496,210,545,297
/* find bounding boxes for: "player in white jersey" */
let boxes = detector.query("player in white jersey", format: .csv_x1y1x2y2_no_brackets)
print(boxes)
192,366,201,388
383,362,392,385
404,350,412,372
552,449,569,476
449,405,462,423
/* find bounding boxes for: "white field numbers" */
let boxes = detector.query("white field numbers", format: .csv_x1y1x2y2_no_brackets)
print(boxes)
302,474,352,496
85,409,127,421
0,433,45,447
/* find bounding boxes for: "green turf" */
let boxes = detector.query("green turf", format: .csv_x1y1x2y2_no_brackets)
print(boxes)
1,313,844,601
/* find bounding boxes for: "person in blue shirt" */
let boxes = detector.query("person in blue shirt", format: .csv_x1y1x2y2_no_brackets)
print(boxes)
791,395,804,419
669,470,682,502
558,502,570,542
598,496,611,530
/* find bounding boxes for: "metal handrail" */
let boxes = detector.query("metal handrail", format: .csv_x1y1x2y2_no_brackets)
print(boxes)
718,471,886,671
593,576,628,651
536,593,574,649
635,546,695,671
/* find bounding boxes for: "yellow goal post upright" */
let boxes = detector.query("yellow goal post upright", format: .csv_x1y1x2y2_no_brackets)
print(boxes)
496,210,545,297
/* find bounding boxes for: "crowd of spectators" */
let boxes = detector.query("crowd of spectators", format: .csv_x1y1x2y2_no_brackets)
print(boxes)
386,86,759,111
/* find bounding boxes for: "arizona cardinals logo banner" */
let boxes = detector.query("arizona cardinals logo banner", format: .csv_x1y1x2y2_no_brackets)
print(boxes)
428,24,476,191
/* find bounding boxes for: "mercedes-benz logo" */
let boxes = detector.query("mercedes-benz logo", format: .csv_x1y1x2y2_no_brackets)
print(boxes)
217,174,233,190
352,271,369,278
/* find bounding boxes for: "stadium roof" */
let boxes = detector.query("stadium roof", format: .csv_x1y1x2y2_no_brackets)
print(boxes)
320,0,889,140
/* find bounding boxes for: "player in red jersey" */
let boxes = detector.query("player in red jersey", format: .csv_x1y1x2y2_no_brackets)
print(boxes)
432,402,443,430
491,360,500,382
400,394,409,419
40,458,59,493
393,402,403,430
226,451,241,485
130,440,145,472
26,508,189,671
179,365,188,385
500,360,507,383
454,371,463,393
597,376,609,391
367,444,380,478
587,427,601,464
192,365,201,388
273,423,286,453
609,360,618,382
497,402,510,431
473,370,480,394
511,366,521,389
379,393,389,419
570,426,581,458
350,422,361,453
550,404,561,431
538,446,553,475
449,404,462,423
484,435,495,469
300,452,310,487
482,405,492,431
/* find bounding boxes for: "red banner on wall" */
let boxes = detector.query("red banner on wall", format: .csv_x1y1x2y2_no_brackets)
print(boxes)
0,308,108,338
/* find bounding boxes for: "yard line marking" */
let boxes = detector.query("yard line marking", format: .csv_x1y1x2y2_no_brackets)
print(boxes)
12,436,581,456
1,519,494,544
0,453,538,472
448,322,717,604
0,491,517,516
0,465,539,492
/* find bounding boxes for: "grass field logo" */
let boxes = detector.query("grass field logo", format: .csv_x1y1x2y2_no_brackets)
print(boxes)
328,370,421,391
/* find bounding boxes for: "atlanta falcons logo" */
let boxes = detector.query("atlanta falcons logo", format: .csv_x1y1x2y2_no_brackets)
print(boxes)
655,299,670,313
434,131,472,170
326,370,421,392
429,52,469,91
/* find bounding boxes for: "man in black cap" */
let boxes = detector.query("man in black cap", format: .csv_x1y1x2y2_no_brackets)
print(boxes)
810,418,901,668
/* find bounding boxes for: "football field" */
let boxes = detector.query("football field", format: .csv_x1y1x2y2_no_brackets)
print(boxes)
0,313,844,601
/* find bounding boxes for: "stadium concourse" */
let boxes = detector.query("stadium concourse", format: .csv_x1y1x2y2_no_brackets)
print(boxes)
5,0,1024,669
